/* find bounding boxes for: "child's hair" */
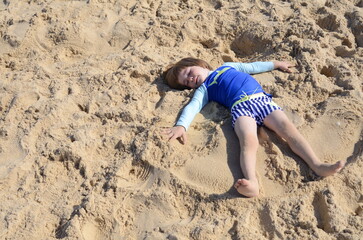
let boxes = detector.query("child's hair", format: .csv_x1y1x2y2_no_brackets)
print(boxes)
163,57,213,90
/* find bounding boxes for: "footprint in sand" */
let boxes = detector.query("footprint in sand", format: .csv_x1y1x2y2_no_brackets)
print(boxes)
0,92,39,179
116,160,156,191
81,220,107,240
0,139,27,179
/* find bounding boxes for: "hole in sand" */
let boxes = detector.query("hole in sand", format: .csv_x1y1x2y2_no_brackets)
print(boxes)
231,30,273,57
342,38,353,48
320,65,336,78
317,14,340,32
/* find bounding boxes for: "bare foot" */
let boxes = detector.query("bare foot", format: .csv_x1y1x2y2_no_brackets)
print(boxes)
234,179,259,197
312,160,346,177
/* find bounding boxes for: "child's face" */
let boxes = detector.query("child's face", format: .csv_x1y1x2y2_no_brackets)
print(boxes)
177,66,210,89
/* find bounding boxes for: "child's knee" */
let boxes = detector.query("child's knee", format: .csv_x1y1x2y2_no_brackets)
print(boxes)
275,117,296,136
239,133,259,148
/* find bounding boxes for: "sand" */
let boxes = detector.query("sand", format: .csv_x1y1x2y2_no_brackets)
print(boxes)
0,0,362,239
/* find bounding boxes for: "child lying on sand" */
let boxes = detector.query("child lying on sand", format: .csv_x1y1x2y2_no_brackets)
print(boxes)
163,58,345,197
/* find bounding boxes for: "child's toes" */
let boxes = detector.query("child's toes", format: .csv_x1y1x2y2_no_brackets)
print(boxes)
234,179,243,188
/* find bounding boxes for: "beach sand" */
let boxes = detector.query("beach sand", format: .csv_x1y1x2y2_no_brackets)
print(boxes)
0,0,362,239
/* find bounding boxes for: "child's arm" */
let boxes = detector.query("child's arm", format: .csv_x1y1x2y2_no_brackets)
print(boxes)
166,85,208,144
224,61,294,74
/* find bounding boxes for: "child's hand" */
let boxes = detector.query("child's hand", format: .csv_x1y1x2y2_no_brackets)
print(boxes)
163,126,187,144
273,61,295,73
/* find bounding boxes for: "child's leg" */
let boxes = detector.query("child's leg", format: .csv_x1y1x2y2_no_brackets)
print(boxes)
263,110,345,176
233,116,260,197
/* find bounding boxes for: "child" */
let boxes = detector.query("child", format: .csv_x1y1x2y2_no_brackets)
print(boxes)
162,57,345,197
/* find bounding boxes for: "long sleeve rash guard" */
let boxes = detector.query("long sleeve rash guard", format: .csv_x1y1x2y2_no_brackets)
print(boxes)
175,61,274,130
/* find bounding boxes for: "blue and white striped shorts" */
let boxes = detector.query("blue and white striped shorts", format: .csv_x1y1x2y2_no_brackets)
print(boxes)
231,94,281,128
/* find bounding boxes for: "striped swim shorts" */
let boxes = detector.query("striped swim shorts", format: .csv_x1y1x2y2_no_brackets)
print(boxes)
231,93,282,128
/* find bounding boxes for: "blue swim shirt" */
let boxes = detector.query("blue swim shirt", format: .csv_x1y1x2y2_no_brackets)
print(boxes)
176,61,274,130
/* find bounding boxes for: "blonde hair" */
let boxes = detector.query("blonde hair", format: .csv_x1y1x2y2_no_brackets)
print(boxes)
163,58,213,90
